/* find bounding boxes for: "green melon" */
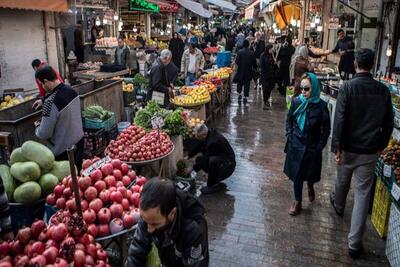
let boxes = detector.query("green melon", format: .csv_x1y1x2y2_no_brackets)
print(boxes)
13,181,42,203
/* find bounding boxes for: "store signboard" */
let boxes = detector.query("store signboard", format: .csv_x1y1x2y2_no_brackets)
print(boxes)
160,2,179,12
328,17,339,30
129,0,160,12
76,0,111,8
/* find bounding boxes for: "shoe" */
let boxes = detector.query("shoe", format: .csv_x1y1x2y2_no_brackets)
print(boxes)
308,185,315,202
288,202,302,216
349,245,364,259
330,192,344,217
200,183,224,194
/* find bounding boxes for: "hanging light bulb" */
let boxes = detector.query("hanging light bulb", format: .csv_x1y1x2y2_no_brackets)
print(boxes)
310,22,316,28
386,45,393,57
317,26,323,32
103,18,108,24
290,17,296,27
114,14,119,21
95,16,101,26
272,23,277,29
315,16,320,24
297,20,301,27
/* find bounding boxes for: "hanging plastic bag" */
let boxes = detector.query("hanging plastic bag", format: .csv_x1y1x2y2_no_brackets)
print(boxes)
286,86,294,110
146,243,161,267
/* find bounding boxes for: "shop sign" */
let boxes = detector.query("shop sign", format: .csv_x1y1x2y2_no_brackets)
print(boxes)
81,156,111,177
328,17,339,30
129,0,160,13
160,3,179,12
77,0,111,8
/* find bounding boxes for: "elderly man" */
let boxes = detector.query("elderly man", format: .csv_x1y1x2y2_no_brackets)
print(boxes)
187,125,236,194
148,49,179,107
181,43,205,85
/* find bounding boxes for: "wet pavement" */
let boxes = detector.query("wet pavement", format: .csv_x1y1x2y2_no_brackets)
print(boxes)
199,86,389,267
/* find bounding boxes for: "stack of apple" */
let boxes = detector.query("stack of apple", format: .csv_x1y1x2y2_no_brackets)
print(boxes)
0,218,109,267
46,158,148,238
106,124,174,162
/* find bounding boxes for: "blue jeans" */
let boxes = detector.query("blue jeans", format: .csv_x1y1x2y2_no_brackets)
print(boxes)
185,73,196,85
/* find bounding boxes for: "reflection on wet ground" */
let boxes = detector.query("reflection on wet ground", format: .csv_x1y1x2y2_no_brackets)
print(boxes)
200,88,389,266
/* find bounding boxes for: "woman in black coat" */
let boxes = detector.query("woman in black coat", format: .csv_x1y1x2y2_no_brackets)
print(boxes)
169,32,185,69
259,43,278,109
284,72,330,215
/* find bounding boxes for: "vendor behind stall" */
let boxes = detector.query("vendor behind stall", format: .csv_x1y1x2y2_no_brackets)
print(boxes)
126,178,209,267
115,37,131,69
148,49,179,107
187,124,236,194
326,29,356,80
34,66,84,169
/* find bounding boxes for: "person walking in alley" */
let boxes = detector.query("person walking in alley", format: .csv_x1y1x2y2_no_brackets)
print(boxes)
330,49,394,259
284,72,330,216
259,43,278,109
233,40,257,103
169,32,185,69
277,36,295,96
290,46,314,96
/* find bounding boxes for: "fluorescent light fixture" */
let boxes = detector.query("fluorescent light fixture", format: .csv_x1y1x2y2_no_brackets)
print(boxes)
317,25,323,32
310,22,316,28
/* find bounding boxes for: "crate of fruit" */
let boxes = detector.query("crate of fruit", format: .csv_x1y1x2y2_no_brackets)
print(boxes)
371,177,392,238
84,128,106,153
386,203,400,267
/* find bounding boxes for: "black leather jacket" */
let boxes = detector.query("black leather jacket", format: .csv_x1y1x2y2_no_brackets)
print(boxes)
331,72,394,154
126,190,209,267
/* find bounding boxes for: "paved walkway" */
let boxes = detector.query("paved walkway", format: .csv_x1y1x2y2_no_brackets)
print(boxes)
200,88,389,267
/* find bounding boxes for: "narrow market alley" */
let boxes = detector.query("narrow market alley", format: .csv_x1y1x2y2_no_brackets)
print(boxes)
200,89,389,267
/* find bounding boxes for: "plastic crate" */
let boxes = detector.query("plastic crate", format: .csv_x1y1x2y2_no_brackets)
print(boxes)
84,112,116,131
84,128,106,153
216,51,231,68
105,124,118,143
371,177,392,238
386,203,400,267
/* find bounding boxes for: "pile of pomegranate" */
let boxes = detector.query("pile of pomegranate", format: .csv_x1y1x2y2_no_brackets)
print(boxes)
0,218,109,267
106,124,174,162
46,158,147,238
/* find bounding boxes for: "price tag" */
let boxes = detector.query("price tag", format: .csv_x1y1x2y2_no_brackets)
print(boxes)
384,164,392,178
151,91,165,105
81,156,111,177
391,183,400,201
151,115,165,129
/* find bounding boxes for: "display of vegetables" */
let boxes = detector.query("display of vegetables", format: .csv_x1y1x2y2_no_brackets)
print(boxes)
132,73,149,86
106,124,174,162
0,95,34,110
1,141,71,203
134,101,188,136
0,218,110,266
83,105,113,121
171,86,211,107
46,158,146,238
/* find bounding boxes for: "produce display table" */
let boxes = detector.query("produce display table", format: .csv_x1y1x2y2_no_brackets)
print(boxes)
73,69,129,80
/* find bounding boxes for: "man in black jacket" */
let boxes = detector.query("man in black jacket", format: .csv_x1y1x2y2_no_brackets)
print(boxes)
187,124,236,194
126,178,208,267
330,48,393,259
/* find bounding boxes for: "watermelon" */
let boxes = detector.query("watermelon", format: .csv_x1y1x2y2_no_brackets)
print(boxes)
39,173,58,196
0,164,16,201
13,181,42,203
10,162,41,183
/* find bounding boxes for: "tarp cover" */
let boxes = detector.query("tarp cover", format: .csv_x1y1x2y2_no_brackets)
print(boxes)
206,0,236,11
176,0,212,18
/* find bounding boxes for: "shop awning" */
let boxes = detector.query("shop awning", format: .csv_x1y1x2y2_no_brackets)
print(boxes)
205,0,236,11
273,1,300,29
176,0,212,18
0,0,68,12
244,0,259,20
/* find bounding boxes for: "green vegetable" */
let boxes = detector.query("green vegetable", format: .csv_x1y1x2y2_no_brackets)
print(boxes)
83,105,113,121
13,181,42,203
0,164,16,201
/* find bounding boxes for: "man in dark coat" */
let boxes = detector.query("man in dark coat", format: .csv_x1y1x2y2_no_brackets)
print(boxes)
233,40,257,103
126,178,209,267
115,37,131,68
148,49,179,107
259,43,278,109
330,49,393,259
187,125,236,194
251,32,265,60
277,36,295,96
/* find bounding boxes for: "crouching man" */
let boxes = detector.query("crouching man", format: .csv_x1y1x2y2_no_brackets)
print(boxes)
188,124,236,194
126,178,209,267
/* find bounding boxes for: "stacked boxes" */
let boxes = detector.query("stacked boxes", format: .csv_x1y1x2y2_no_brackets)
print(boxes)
371,177,392,238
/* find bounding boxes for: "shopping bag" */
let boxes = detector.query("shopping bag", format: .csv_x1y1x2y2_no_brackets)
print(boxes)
146,243,161,267
286,86,294,110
